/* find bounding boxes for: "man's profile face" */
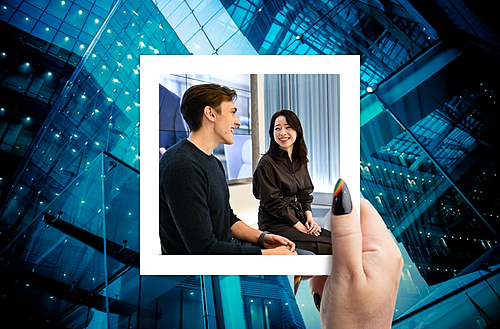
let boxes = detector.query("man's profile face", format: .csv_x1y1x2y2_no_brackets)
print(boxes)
213,100,241,145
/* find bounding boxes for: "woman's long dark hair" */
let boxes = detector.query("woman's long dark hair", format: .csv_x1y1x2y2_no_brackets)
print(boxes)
267,110,308,165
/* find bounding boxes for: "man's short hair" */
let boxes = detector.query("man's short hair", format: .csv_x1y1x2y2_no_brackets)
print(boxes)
180,83,237,132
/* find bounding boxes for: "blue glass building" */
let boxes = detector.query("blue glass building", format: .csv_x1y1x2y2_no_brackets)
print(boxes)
0,0,499,328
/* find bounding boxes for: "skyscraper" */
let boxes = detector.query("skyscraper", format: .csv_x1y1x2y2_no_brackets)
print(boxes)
1,0,499,327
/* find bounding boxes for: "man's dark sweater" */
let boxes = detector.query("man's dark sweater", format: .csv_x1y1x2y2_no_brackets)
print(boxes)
159,139,262,254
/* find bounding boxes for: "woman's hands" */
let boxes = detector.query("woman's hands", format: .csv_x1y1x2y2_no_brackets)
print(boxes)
293,221,309,234
305,211,321,236
308,180,403,329
293,211,321,236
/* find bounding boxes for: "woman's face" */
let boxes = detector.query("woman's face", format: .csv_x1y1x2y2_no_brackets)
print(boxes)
274,115,297,153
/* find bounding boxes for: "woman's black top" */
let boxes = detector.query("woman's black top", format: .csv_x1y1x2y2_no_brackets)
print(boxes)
253,149,314,230
252,149,331,255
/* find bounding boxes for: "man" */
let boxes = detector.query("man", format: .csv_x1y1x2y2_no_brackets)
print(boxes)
159,83,300,255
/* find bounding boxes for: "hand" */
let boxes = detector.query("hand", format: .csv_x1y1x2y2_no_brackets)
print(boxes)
261,246,298,255
305,219,321,236
263,233,296,252
293,221,310,234
308,180,403,328
294,219,320,236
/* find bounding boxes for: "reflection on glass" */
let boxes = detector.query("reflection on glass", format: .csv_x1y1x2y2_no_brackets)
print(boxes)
361,91,500,320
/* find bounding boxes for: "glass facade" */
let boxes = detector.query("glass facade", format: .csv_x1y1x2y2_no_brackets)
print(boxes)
0,0,499,328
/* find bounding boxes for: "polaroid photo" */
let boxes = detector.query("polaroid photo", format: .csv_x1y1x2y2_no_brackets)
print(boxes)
140,55,360,275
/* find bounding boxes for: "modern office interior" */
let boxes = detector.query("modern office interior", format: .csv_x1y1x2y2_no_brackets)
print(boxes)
0,0,499,328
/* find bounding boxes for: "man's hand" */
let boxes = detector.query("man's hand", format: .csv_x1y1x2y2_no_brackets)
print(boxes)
261,246,298,255
229,221,297,255
263,233,296,252
308,180,403,329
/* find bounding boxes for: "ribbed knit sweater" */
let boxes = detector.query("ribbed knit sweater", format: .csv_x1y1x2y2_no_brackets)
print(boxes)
159,139,261,254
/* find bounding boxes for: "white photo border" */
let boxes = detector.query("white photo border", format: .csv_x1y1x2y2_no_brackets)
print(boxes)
140,55,360,275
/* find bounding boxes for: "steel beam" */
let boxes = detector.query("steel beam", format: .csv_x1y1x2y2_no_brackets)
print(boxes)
42,212,139,268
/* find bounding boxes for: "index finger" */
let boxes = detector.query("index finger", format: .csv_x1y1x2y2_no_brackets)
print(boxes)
330,179,363,276
277,235,295,252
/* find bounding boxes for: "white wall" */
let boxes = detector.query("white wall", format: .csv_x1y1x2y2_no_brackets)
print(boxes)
229,183,260,228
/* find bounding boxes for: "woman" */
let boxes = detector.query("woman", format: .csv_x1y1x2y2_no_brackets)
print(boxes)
252,110,332,255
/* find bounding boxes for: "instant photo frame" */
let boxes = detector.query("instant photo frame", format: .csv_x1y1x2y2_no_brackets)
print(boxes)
140,55,360,275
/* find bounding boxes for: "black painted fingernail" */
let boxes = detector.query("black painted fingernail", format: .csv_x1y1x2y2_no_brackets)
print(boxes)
332,178,352,215
313,293,321,312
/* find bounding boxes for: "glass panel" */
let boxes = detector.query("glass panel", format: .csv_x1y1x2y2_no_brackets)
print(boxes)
31,20,57,44
393,269,500,328
102,152,139,252
19,1,42,19
53,31,76,50
65,3,88,30
166,1,191,30
99,273,205,328
9,10,36,32
385,51,500,246
199,6,240,51
82,12,103,35
45,0,71,20
0,3,15,21
191,0,223,27
2,151,141,328
0,152,108,327
360,92,499,318
217,275,310,329
216,30,258,55
39,11,62,29
183,29,216,54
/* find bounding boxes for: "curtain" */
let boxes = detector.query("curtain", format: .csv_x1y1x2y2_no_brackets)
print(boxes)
264,74,340,192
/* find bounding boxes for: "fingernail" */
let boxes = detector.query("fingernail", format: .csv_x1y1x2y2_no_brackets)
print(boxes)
332,178,352,215
294,276,302,295
313,292,321,312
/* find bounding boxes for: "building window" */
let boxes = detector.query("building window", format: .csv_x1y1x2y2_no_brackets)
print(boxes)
244,297,282,329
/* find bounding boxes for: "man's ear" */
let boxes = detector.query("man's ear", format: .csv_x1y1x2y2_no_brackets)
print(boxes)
204,106,216,122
